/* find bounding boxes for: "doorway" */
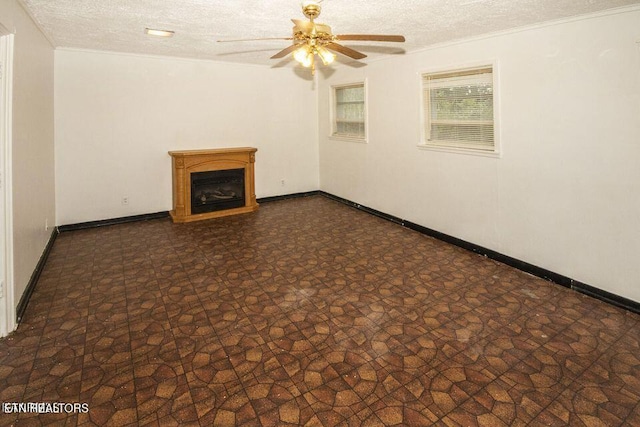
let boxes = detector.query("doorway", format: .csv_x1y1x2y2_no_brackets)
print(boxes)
0,30,15,337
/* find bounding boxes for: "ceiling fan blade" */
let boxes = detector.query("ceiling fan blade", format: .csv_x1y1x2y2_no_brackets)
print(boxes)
291,19,313,32
326,42,367,60
270,43,303,59
335,34,406,42
291,19,331,35
314,23,332,34
218,37,293,43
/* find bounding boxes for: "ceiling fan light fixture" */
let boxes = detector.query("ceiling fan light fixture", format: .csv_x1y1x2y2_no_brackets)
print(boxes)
316,46,335,65
301,52,314,68
293,45,311,63
293,45,314,68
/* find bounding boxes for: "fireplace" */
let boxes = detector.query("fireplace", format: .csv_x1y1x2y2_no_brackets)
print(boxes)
191,168,245,214
169,147,258,222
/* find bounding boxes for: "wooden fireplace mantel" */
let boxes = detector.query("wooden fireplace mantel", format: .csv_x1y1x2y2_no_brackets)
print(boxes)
169,147,258,223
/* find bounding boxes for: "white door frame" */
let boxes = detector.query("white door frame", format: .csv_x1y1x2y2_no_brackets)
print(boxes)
0,28,15,337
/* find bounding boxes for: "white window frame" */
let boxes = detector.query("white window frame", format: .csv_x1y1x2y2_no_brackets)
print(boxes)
330,80,367,143
419,62,500,157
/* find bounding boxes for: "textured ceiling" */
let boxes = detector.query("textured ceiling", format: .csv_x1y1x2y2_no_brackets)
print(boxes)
20,0,640,67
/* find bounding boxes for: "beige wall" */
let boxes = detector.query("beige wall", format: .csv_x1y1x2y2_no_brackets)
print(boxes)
54,49,319,225
0,0,56,315
318,9,640,303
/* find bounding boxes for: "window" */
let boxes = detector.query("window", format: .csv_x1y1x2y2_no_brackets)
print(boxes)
422,66,496,153
331,83,366,140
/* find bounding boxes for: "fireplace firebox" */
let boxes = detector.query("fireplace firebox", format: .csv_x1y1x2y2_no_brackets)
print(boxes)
191,168,245,214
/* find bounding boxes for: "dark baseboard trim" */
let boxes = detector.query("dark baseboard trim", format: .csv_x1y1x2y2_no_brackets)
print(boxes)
320,192,404,225
58,194,324,231
257,191,321,204
59,193,322,232
16,228,59,323
318,191,640,315
571,282,640,314
58,211,170,232
401,219,574,288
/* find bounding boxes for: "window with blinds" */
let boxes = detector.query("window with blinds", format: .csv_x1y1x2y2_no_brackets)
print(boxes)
332,83,366,140
422,66,495,152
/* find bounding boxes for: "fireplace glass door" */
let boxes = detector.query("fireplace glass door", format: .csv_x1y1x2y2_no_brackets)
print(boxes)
190,169,245,214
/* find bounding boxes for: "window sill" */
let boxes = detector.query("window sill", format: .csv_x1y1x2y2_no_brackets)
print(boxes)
417,143,500,158
330,135,368,144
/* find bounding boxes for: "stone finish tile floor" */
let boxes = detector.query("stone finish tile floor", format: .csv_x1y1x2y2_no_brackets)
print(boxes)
1,195,639,426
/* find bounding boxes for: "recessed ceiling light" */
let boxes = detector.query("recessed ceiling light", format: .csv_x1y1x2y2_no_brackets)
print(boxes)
145,28,174,37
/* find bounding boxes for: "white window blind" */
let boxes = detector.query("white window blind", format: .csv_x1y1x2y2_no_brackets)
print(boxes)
333,83,365,139
422,67,495,152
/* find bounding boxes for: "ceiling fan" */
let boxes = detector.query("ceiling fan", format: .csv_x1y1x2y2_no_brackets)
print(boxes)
218,0,406,74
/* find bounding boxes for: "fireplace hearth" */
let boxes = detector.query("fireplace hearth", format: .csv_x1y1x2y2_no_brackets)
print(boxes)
169,147,258,222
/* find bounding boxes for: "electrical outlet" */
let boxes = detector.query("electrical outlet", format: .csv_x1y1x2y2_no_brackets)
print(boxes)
281,179,285,186
0,281,4,298
122,197,129,205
